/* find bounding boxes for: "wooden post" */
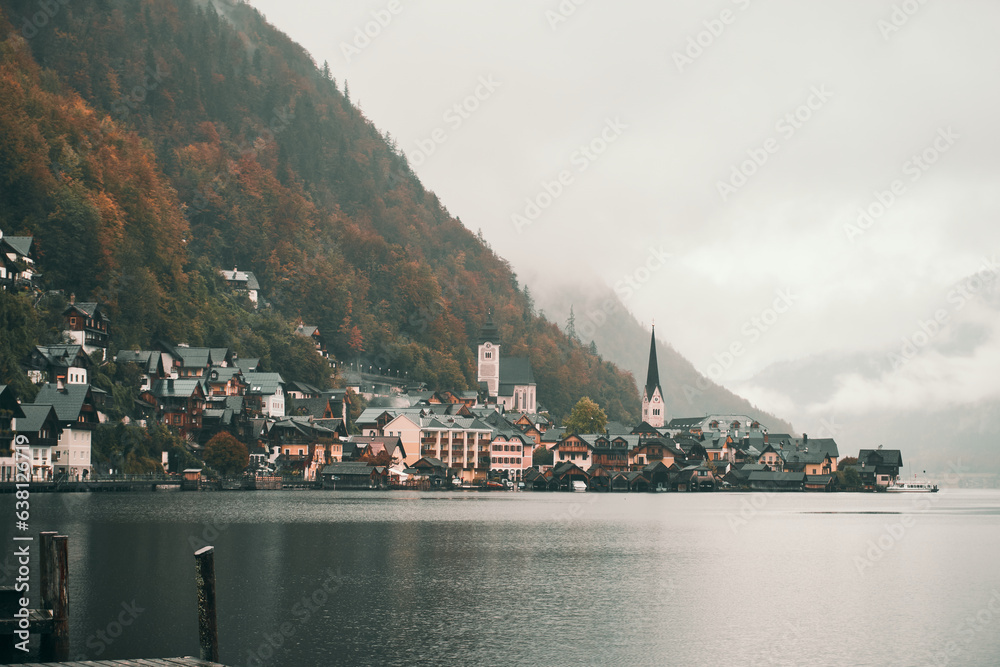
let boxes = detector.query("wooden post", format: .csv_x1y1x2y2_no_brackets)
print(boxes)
39,532,69,662
39,531,56,611
194,545,220,662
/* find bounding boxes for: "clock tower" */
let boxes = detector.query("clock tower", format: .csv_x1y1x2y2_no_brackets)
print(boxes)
477,311,501,396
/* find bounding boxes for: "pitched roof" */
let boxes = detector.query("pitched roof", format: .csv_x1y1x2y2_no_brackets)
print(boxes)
17,404,59,433
219,268,260,290
33,383,93,422
149,378,205,398
3,236,33,256
64,302,108,321
31,344,90,368
244,372,284,395
115,350,160,374
499,356,534,386
321,462,375,476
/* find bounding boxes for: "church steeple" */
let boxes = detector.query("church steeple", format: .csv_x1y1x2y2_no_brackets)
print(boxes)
641,325,665,428
645,325,661,400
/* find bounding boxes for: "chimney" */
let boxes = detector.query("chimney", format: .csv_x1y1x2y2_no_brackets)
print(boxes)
69,293,75,305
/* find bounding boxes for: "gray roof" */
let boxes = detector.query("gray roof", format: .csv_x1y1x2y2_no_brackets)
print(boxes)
220,268,260,290
3,236,33,256
31,344,90,368
115,350,160,374
321,462,375,476
33,383,92,422
236,358,261,373
499,356,535,386
748,471,806,482
64,302,108,321
17,404,59,433
150,378,205,398
244,372,284,395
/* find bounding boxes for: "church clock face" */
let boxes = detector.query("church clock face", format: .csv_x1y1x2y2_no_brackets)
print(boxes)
653,396,659,403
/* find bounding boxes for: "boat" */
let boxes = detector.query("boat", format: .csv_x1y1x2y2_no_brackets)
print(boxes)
886,479,938,493
571,480,588,492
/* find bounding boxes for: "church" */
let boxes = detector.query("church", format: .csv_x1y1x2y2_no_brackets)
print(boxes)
641,326,665,428
476,312,537,414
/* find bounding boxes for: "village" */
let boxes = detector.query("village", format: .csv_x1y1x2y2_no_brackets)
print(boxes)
0,229,905,494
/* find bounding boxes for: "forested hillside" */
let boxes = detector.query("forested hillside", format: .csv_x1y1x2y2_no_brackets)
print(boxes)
0,0,638,422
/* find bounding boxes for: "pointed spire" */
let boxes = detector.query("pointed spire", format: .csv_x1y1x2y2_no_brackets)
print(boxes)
644,325,661,399
477,308,500,345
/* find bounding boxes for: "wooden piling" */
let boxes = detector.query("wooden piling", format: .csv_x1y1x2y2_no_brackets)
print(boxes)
39,531,69,661
194,545,220,662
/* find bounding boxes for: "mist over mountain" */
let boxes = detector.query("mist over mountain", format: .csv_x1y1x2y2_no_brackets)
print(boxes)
532,276,796,433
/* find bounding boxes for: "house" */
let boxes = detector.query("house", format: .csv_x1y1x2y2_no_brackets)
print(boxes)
0,231,37,291
550,434,593,470
243,372,285,418
294,323,327,356
34,383,103,480
25,344,93,387
115,350,170,392
628,438,681,470
62,299,110,358
285,381,323,401
757,444,785,470
270,417,345,480
349,436,406,468
408,457,450,486
476,312,537,413
857,447,903,488
15,404,62,480
219,267,260,306
488,430,532,481
205,367,246,397
678,465,716,492
142,378,207,439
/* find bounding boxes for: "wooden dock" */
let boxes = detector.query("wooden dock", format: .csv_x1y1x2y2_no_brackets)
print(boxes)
20,658,227,666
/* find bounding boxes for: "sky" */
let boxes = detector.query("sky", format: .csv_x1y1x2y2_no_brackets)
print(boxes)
246,0,1000,426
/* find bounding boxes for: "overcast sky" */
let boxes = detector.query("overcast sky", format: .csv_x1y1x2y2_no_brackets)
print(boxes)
246,0,1000,423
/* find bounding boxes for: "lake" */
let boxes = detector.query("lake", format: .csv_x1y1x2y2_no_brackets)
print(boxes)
2,489,1000,666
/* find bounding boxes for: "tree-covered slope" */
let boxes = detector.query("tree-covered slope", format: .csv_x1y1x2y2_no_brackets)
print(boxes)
0,0,638,422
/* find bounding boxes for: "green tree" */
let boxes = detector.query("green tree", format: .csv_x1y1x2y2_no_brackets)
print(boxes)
203,431,249,476
562,396,607,435
837,466,862,490
532,445,553,467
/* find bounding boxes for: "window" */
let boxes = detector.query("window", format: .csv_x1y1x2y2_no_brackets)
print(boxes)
485,352,492,359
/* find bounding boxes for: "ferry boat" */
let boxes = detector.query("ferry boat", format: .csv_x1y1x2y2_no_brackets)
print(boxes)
886,479,938,493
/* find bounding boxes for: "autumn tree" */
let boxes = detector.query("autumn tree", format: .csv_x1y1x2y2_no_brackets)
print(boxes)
562,396,608,435
203,432,249,476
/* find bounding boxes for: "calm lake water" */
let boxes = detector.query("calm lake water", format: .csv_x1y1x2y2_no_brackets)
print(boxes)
3,489,1000,666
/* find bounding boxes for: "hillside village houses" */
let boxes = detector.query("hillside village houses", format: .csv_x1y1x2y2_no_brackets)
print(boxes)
0,228,899,489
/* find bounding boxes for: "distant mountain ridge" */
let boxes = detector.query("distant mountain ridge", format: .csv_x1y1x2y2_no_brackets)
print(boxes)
535,279,796,434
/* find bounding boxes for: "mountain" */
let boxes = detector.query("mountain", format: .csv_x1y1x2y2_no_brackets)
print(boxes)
534,277,796,433
0,0,638,422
